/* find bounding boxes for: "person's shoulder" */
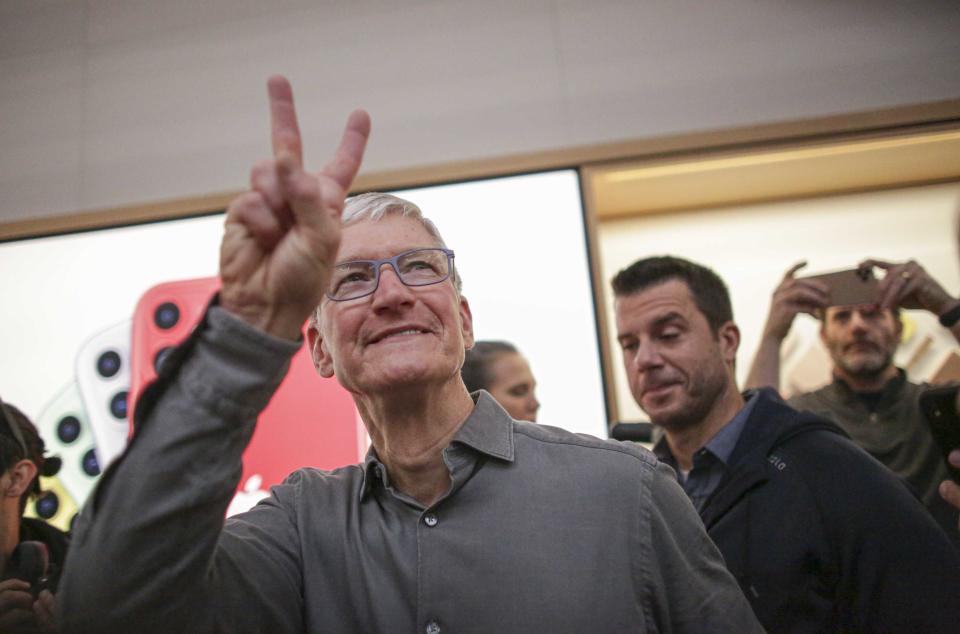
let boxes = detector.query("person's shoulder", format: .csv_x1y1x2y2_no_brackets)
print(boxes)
512,421,658,470
785,383,833,408
773,422,909,499
280,463,366,490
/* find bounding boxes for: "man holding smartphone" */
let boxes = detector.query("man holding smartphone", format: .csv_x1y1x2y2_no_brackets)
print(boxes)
613,255,960,632
745,258,960,538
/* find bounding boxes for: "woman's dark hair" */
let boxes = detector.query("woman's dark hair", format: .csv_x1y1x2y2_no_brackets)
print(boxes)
462,341,519,392
0,400,49,512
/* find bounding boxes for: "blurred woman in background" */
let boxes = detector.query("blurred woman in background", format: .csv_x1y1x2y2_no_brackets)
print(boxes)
462,341,540,422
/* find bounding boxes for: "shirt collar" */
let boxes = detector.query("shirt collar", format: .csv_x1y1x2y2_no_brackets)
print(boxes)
653,392,758,467
359,390,516,501
704,391,756,464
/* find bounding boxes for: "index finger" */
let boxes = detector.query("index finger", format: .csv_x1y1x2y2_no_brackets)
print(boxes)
267,75,303,168
783,261,808,280
319,108,371,192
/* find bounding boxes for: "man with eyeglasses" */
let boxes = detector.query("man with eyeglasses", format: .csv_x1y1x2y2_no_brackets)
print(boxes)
58,76,762,633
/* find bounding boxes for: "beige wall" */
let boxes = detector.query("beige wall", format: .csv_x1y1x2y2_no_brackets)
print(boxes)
598,181,960,423
2,0,960,226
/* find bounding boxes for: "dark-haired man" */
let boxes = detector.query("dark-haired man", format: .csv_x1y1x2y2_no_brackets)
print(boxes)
745,259,960,536
0,400,66,633
613,255,960,633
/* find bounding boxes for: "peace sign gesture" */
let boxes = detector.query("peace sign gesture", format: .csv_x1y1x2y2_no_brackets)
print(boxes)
220,76,371,340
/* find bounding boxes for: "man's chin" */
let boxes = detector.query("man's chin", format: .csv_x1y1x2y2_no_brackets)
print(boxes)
643,403,697,432
838,353,891,379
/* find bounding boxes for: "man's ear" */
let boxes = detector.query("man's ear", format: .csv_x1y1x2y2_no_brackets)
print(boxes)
4,460,37,498
459,295,475,351
307,323,335,379
718,321,741,364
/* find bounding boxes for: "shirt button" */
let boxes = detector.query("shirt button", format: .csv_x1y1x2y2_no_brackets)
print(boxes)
425,620,441,634
423,513,439,527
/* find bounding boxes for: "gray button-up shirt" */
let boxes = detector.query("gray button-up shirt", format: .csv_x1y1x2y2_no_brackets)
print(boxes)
60,307,763,634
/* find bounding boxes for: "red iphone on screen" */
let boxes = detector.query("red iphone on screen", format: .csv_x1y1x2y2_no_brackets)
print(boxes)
129,277,365,511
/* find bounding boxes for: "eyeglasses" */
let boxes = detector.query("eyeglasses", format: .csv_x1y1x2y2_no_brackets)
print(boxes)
326,248,456,302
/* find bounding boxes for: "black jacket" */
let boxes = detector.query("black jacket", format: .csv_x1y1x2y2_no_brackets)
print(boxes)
702,388,960,633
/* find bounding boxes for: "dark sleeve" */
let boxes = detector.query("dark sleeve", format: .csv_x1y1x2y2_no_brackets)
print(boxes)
57,307,305,634
641,462,765,633
797,432,960,633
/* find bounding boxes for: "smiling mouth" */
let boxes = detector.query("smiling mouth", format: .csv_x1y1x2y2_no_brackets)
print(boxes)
369,329,430,344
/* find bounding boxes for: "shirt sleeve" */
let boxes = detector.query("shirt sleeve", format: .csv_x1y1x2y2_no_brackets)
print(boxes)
57,306,305,634
640,461,765,633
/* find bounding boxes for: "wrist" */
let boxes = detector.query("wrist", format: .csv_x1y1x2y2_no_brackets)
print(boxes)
220,295,307,341
938,300,960,329
760,327,788,345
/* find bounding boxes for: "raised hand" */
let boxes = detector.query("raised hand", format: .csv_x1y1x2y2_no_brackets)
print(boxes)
761,261,830,341
220,75,371,340
859,258,954,315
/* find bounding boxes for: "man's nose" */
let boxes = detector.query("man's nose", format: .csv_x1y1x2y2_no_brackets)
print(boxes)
371,263,415,309
849,309,869,332
632,341,663,371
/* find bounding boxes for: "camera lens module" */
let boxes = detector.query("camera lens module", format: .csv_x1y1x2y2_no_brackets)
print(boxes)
154,302,180,330
57,416,81,444
35,491,60,519
81,448,100,476
154,346,174,373
96,350,122,378
109,391,128,420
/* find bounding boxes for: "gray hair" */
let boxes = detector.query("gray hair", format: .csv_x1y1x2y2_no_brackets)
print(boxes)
311,192,463,329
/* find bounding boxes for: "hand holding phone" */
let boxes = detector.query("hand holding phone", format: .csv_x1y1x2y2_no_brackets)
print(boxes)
858,257,955,315
762,262,832,341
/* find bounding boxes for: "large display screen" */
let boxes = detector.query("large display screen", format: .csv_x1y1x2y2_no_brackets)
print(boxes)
0,169,607,526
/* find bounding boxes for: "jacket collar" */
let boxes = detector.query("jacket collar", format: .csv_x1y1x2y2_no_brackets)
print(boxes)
699,388,846,528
